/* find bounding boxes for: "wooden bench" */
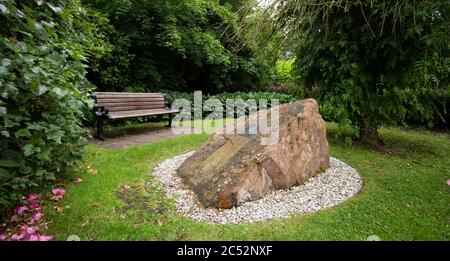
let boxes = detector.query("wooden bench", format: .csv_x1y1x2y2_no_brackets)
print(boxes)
92,92,179,140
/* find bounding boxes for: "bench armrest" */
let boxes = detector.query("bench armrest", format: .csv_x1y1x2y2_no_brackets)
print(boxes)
163,93,170,109
94,106,109,117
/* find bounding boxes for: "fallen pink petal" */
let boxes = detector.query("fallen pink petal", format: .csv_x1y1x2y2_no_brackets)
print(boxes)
10,233,23,241
73,178,82,184
30,201,41,209
23,225,38,235
25,194,41,202
6,224,45,241
51,188,65,196
28,234,52,241
28,234,40,241
29,212,43,223
15,205,29,215
51,195,64,202
36,235,53,241
10,230,26,241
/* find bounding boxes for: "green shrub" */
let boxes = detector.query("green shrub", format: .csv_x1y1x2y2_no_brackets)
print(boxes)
275,59,295,84
0,0,95,213
164,90,295,118
83,0,272,93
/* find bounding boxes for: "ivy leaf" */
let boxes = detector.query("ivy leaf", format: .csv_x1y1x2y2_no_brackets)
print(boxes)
0,160,20,168
38,146,52,161
0,66,7,75
45,172,56,180
1,58,11,67
0,168,11,179
1,130,9,137
22,144,34,156
27,122,45,131
47,131,62,144
51,87,68,98
0,4,9,14
31,67,41,74
47,3,63,13
38,85,48,95
15,128,32,138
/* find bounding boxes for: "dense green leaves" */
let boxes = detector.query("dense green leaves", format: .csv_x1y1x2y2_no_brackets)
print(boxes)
250,0,450,141
84,0,270,93
0,0,96,213
164,90,295,115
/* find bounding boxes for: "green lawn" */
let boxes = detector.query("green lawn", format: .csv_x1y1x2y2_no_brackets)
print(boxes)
45,123,450,240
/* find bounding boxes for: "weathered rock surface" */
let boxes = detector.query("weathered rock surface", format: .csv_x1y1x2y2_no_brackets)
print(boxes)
177,99,330,209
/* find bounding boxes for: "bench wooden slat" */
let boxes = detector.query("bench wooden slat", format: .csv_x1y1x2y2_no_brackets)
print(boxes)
96,94,164,99
96,97,165,103
108,105,167,112
108,109,179,119
96,94,164,98
96,101,166,107
95,92,164,99
95,92,164,95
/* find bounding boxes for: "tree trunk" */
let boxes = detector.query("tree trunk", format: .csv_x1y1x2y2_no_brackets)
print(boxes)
358,124,384,147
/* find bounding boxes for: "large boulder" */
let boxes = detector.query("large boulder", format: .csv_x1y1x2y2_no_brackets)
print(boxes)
177,99,330,209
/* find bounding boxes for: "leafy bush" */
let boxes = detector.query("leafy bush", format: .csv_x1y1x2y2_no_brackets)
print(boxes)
0,0,95,213
164,90,295,118
254,0,450,143
83,0,271,93
163,90,293,104
275,59,295,85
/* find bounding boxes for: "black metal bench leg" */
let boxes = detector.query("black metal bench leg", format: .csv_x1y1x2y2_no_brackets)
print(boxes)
96,118,106,140
167,113,173,127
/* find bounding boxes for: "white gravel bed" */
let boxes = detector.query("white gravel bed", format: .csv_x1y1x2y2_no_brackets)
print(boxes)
150,151,363,224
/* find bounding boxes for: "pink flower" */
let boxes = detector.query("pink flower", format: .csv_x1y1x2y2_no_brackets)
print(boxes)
10,225,39,241
23,225,38,234
15,205,29,215
29,212,43,223
38,235,53,241
30,201,40,209
28,234,40,241
52,188,65,196
51,188,65,201
11,227,28,241
0,234,5,241
26,194,41,202
10,231,26,241
73,178,82,184
447,180,450,186
28,234,53,241
11,35,17,43
52,195,63,201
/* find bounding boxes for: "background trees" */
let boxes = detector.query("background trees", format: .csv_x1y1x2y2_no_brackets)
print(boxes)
249,0,450,144
84,0,271,93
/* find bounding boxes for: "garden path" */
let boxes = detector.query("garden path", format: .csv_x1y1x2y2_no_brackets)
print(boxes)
90,126,200,149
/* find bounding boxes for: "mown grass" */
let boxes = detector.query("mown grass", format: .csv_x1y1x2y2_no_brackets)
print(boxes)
45,123,450,240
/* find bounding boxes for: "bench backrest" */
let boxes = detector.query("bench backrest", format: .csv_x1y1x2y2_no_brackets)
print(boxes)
93,92,167,112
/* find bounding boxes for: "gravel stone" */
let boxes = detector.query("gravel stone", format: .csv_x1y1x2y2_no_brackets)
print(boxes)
151,151,363,224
